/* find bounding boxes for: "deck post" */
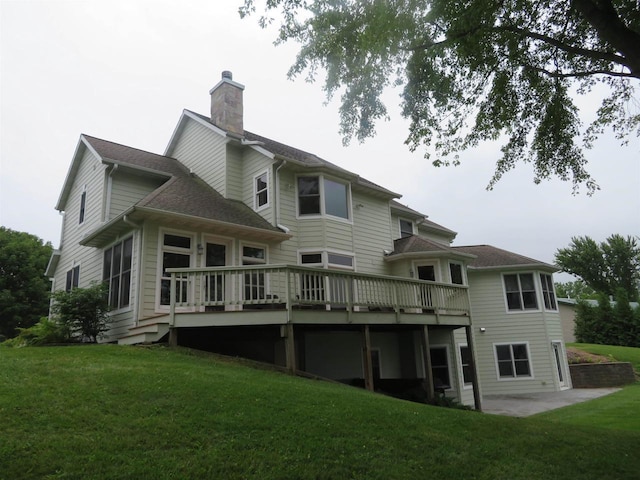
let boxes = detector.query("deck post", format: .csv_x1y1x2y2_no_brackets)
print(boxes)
465,325,483,411
284,323,297,374
168,327,178,347
362,325,374,391
420,325,435,402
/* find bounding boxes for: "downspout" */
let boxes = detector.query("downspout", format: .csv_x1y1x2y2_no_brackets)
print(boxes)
123,214,143,326
275,159,289,233
105,164,118,222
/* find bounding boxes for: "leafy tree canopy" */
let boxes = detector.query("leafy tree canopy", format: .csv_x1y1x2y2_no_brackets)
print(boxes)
554,280,597,300
240,0,640,193
555,234,640,301
0,227,53,339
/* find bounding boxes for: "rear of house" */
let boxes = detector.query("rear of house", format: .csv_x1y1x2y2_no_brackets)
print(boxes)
46,71,570,407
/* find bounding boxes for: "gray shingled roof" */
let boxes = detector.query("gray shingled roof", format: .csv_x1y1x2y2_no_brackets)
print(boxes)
392,235,452,254
186,110,398,196
82,135,283,234
452,245,556,270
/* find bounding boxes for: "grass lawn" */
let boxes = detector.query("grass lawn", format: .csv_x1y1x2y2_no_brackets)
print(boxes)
534,343,640,431
1,345,639,480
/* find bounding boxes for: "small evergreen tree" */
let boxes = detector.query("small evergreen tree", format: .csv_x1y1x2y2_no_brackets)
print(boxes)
50,283,110,343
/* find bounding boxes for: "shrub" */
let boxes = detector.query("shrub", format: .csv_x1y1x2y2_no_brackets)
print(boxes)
50,283,110,343
2,317,71,347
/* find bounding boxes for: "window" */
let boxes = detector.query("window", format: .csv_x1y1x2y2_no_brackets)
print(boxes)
297,175,350,219
399,219,413,238
103,237,133,309
299,251,355,303
540,273,557,310
503,273,538,311
65,265,79,292
79,189,86,224
459,345,472,386
160,233,192,306
254,172,269,210
449,262,464,285
242,245,266,301
327,253,353,268
430,346,450,389
495,343,532,379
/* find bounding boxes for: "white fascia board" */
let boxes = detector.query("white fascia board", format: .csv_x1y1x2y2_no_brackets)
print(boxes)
467,264,559,273
55,135,101,211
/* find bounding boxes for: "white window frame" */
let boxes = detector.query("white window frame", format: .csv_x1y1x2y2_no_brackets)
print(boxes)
78,185,87,225
540,273,558,311
412,259,441,282
457,343,473,389
65,263,80,292
502,272,540,313
429,344,452,390
253,170,269,211
240,242,268,302
399,218,414,238
296,174,352,222
103,236,134,312
156,230,195,311
493,342,534,381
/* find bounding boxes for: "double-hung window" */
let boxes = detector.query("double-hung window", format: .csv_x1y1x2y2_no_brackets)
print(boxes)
449,262,464,285
103,237,133,309
503,273,538,311
254,171,269,210
540,273,557,310
297,175,350,220
458,345,473,386
79,187,87,224
495,343,532,379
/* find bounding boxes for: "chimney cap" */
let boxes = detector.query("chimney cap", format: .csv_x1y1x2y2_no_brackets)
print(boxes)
222,70,233,80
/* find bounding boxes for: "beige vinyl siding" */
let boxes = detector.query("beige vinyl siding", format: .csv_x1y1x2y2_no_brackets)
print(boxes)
467,270,560,395
108,171,164,220
226,144,243,201
352,192,393,275
169,118,228,196
241,148,275,224
51,147,138,341
269,168,299,264
139,222,162,320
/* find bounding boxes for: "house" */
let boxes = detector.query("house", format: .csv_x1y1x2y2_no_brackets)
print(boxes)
46,71,571,408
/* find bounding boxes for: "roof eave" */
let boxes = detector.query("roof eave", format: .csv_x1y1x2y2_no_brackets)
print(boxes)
467,263,559,273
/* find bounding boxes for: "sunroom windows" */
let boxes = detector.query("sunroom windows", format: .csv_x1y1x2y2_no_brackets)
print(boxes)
297,175,350,220
103,237,133,309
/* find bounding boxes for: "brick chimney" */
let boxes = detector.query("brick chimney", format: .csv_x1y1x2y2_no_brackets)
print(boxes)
209,71,244,136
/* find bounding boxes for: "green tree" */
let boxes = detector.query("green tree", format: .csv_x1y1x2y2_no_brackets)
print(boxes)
554,280,596,300
50,283,110,343
555,234,640,301
0,227,53,340
241,0,639,193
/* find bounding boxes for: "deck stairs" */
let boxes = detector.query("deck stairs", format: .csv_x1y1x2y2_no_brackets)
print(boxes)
117,317,170,345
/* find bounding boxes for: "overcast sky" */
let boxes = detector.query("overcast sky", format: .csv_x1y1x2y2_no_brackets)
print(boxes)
1,0,639,278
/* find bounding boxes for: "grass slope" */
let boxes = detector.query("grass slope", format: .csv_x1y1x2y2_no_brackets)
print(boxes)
1,345,639,480
535,343,640,431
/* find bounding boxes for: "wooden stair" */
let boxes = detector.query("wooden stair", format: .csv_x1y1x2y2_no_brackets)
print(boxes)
117,317,170,345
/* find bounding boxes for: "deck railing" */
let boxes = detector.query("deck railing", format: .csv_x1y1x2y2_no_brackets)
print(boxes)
167,265,470,320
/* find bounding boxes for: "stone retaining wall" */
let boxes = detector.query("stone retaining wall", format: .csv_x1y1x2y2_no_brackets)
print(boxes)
569,362,636,388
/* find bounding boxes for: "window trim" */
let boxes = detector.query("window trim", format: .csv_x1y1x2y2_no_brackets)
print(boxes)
78,186,87,224
412,259,441,282
399,218,414,238
540,273,558,311
502,272,540,313
65,264,80,292
429,344,452,390
457,343,473,389
296,174,352,222
298,249,355,270
253,170,269,211
493,342,534,381
103,236,134,311
156,230,195,311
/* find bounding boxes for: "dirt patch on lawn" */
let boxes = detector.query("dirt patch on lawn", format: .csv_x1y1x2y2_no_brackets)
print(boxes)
566,347,615,364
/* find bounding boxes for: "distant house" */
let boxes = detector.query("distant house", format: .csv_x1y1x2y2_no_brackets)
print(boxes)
558,298,639,344
45,71,572,408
